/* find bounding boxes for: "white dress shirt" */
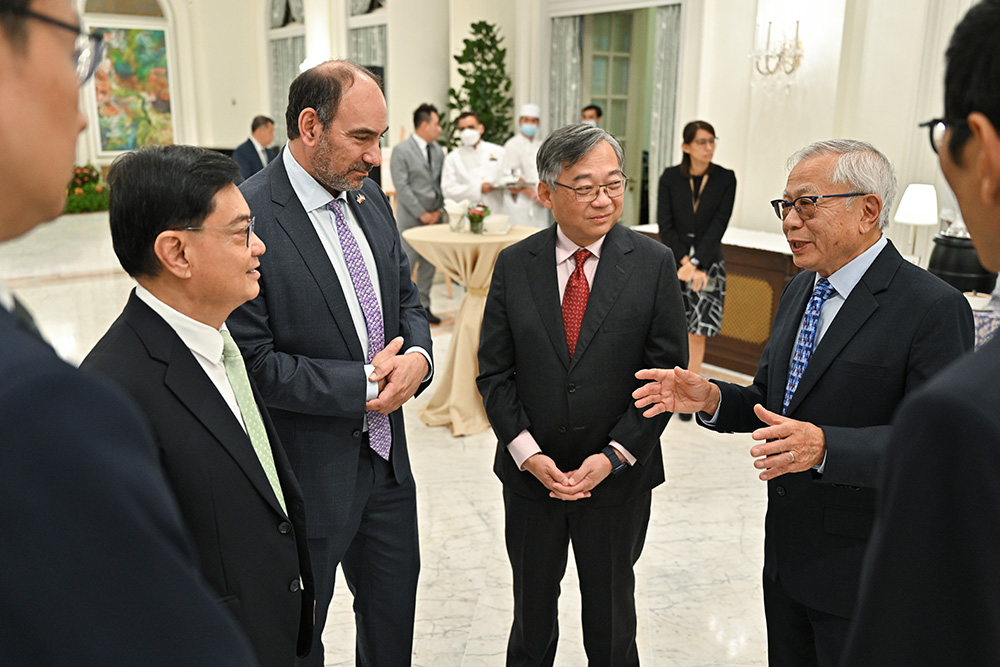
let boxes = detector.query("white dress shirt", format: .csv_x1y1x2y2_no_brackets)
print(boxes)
507,225,636,469
249,135,269,168
700,234,889,473
441,140,505,211
499,133,547,229
134,285,247,432
282,146,432,401
0,277,14,312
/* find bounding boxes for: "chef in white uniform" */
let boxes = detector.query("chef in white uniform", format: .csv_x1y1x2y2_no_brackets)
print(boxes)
499,103,547,229
441,111,505,213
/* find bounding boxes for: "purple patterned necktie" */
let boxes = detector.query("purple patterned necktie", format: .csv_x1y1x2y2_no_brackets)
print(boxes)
782,277,836,415
328,199,392,460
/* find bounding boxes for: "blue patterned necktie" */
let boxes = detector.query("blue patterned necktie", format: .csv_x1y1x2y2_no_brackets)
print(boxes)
327,199,392,460
782,277,836,414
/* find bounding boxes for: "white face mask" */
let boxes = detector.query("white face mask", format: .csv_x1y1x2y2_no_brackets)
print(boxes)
459,128,481,147
582,120,597,127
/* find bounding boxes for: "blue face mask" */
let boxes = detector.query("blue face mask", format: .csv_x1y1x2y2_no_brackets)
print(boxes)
520,123,538,138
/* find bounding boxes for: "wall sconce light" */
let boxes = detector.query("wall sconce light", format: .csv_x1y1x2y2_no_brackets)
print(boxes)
753,20,803,76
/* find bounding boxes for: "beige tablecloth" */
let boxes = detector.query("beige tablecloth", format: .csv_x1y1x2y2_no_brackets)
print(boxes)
402,224,538,436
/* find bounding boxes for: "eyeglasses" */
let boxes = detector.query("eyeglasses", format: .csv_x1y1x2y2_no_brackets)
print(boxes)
554,177,628,202
177,218,256,247
691,137,717,147
0,5,105,85
769,194,868,221
919,117,969,155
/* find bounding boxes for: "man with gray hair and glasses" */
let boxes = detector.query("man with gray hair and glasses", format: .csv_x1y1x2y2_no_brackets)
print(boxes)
478,123,687,665
633,139,972,666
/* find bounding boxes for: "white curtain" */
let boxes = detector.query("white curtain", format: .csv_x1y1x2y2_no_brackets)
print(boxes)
350,0,373,16
548,16,583,132
271,0,304,28
269,35,306,144
349,25,387,70
648,4,682,226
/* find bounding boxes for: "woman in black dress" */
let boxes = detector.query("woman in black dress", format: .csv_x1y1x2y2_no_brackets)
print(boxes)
657,121,736,405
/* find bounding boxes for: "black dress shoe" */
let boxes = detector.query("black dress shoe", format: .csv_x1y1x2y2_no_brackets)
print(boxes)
424,309,441,325
677,413,693,422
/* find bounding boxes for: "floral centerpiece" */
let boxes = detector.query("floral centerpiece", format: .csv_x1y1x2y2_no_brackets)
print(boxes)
65,164,110,214
467,203,491,234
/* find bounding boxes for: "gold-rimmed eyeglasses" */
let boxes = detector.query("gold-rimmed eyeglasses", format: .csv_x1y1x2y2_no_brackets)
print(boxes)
0,5,105,86
553,177,629,203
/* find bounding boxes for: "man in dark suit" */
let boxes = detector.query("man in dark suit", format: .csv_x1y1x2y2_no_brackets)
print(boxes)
81,145,314,667
633,140,973,667
843,2,1000,663
228,60,433,667
477,123,688,666
0,1,256,663
233,115,278,181
390,103,445,323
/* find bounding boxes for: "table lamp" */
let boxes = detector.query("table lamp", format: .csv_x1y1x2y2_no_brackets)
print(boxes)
894,183,938,261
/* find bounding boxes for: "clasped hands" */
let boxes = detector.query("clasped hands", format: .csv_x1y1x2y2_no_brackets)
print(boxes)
419,209,442,225
631,367,826,481
677,260,708,292
365,337,429,414
523,451,615,501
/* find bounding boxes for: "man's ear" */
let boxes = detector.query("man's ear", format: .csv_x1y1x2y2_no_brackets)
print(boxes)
298,108,322,147
153,231,191,279
857,194,882,233
968,112,1000,206
537,182,555,210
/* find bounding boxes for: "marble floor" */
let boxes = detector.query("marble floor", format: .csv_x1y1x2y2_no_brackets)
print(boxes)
1,213,769,666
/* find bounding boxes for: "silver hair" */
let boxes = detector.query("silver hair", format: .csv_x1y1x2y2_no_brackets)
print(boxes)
787,139,897,230
536,124,625,186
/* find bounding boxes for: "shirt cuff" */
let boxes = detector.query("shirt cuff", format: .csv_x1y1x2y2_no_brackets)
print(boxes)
695,392,723,427
404,346,433,382
507,430,542,470
815,451,827,474
364,364,378,401
609,440,636,466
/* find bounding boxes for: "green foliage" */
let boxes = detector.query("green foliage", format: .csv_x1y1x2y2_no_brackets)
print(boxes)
65,165,110,214
440,21,513,149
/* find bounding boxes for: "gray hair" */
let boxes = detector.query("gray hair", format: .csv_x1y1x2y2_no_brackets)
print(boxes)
787,139,897,230
536,124,625,186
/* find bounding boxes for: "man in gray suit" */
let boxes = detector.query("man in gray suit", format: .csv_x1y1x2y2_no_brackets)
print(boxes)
390,103,445,324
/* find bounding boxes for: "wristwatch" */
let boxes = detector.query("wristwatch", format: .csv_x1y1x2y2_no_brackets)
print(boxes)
602,445,629,477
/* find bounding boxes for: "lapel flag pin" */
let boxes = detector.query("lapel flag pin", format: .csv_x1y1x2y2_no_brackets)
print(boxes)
356,194,366,204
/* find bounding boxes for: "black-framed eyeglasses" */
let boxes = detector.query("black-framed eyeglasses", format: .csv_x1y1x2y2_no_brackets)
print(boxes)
554,177,628,203
0,5,105,85
177,218,256,247
919,117,969,156
769,194,868,221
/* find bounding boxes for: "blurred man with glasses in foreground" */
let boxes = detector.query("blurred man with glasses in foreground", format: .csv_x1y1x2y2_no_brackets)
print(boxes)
82,145,314,667
0,1,257,663
477,123,688,665
844,1,1000,663
633,139,972,666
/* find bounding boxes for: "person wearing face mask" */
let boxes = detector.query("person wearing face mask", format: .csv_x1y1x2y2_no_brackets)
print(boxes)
441,110,504,213
499,103,548,228
581,104,602,127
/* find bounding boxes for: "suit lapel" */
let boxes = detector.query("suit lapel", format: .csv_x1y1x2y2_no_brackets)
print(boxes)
783,241,901,414
269,159,366,361
570,224,633,370
526,227,571,369
124,294,287,517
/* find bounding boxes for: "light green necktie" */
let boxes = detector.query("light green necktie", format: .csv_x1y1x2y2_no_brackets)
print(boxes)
220,329,287,516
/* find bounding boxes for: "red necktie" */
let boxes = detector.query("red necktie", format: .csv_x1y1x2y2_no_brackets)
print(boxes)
562,248,592,357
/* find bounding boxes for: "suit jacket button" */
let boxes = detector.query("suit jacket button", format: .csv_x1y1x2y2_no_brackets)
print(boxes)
278,521,292,534
567,383,576,393
558,426,567,434
352,429,362,439
776,485,786,497
289,579,301,593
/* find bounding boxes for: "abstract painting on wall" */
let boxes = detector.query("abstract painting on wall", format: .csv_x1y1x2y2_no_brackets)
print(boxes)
93,27,174,152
